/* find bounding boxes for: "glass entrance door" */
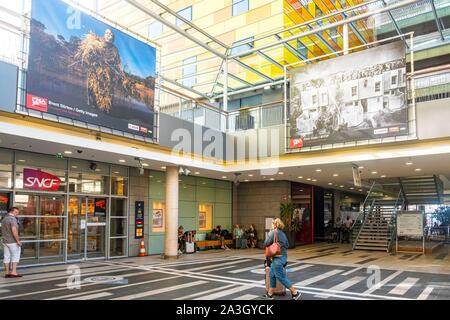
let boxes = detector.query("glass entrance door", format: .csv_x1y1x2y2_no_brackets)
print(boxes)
68,197,107,260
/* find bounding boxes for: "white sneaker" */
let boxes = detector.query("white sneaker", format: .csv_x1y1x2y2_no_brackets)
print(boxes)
178,250,183,255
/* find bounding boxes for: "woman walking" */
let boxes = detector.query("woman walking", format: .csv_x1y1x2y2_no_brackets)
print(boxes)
263,218,301,300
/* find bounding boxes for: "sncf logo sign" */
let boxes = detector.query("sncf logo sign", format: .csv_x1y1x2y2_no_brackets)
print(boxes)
23,168,61,191
290,137,304,149
26,94,48,112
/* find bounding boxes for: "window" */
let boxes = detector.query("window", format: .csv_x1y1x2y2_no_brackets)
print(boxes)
182,56,197,87
375,82,381,92
198,204,213,231
148,21,163,39
176,6,192,27
232,0,249,16
352,87,357,97
230,37,254,57
297,40,308,58
392,75,397,85
329,27,338,40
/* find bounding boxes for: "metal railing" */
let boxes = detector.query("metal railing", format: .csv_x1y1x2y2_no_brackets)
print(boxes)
351,181,377,247
388,190,404,253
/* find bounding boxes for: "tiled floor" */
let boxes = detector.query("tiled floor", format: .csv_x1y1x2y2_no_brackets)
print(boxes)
0,243,449,300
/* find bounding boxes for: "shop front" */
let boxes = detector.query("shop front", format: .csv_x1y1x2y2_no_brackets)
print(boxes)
0,148,129,266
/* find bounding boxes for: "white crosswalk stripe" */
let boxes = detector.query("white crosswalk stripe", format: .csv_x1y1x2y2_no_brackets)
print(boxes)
314,276,366,299
233,294,259,300
417,285,433,300
69,292,113,300
294,269,344,287
174,285,236,300
113,280,208,300
363,270,403,295
185,259,252,272
194,285,253,300
389,277,419,295
288,264,314,272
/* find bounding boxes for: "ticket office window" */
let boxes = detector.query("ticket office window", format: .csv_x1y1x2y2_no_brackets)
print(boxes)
198,204,213,232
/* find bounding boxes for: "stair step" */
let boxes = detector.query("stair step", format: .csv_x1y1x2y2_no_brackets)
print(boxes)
357,240,388,244
354,245,388,251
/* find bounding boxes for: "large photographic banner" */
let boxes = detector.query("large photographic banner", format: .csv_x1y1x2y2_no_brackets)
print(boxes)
288,41,408,150
27,0,157,138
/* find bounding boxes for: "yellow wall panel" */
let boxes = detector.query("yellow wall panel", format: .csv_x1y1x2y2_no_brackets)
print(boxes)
214,6,233,25
246,4,272,25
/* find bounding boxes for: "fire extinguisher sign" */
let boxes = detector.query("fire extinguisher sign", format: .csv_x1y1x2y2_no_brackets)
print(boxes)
135,201,145,239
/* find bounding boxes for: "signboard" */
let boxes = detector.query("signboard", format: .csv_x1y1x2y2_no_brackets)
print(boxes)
0,193,10,216
27,0,156,138
0,61,18,113
352,165,362,187
152,209,163,228
23,168,61,191
397,211,423,237
288,41,408,150
135,201,145,239
94,198,107,217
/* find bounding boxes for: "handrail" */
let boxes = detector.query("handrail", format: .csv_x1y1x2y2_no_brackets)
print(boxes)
353,199,375,250
388,189,403,253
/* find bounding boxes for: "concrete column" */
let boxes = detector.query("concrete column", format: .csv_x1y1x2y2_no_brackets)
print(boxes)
343,23,349,55
164,166,179,259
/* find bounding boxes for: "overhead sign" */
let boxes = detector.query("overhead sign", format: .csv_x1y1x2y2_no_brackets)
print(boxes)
27,0,156,138
23,168,61,191
397,211,423,237
352,165,362,187
288,41,408,150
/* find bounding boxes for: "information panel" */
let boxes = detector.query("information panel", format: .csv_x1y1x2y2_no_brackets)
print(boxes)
397,211,423,237
135,201,145,239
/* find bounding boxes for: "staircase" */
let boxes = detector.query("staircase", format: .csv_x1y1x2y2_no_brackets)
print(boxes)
353,199,400,252
399,175,443,205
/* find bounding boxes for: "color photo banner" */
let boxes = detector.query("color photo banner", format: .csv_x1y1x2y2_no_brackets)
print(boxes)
288,41,408,150
27,0,157,138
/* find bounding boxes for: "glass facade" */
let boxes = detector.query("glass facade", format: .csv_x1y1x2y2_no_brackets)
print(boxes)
0,148,129,266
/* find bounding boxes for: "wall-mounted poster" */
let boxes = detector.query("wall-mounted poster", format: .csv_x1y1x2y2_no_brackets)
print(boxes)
152,209,163,228
288,41,408,150
27,0,156,138
199,211,206,229
0,193,10,216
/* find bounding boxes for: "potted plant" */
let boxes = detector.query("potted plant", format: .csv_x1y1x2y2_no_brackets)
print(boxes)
280,202,301,248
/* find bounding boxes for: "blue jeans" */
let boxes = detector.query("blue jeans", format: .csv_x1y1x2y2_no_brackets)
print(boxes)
269,255,292,289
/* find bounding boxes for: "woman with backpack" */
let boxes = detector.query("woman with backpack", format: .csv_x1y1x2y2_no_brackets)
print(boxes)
263,218,301,300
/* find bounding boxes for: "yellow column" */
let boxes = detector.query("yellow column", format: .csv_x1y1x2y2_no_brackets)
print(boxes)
164,166,179,259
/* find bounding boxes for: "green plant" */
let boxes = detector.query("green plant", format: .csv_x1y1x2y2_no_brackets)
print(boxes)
280,202,301,233
432,206,450,226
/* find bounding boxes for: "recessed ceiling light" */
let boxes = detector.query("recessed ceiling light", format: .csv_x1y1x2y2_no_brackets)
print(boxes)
161,166,166,170
371,171,378,174
359,189,363,192
270,178,275,181
202,182,206,185
358,166,364,169
298,176,303,179
300,189,304,192
381,175,386,178
222,176,227,179
333,173,339,177
18,159,26,162
415,168,422,172
149,176,153,178
406,162,413,166
350,187,354,190
119,160,126,163
248,174,253,177
245,179,249,182
315,169,322,172
306,178,312,181
312,179,317,182
114,171,120,174
340,185,344,188
64,151,72,155
72,166,78,169
142,163,149,167
195,172,200,175
328,183,333,185
278,172,284,175
95,169,101,172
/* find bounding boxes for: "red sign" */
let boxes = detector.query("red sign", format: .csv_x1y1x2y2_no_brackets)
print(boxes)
23,168,61,191
26,94,48,112
290,137,304,149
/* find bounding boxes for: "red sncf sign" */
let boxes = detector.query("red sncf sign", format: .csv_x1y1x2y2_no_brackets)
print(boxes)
23,168,61,191
290,137,304,149
26,94,48,112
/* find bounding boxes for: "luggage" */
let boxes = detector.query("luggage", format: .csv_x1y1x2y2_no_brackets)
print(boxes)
264,259,286,296
185,241,195,254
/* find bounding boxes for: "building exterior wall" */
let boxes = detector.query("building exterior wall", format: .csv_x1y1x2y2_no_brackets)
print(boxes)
147,170,232,255
236,180,290,241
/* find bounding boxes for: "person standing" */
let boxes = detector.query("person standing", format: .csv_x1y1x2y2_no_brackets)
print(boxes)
263,218,301,300
2,207,22,278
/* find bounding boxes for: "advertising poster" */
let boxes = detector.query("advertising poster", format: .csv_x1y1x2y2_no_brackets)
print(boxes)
289,41,408,150
152,209,163,228
0,193,10,216
27,0,157,138
94,198,107,217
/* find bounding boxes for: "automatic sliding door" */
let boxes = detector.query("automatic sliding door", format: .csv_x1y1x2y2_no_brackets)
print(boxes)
86,198,107,259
